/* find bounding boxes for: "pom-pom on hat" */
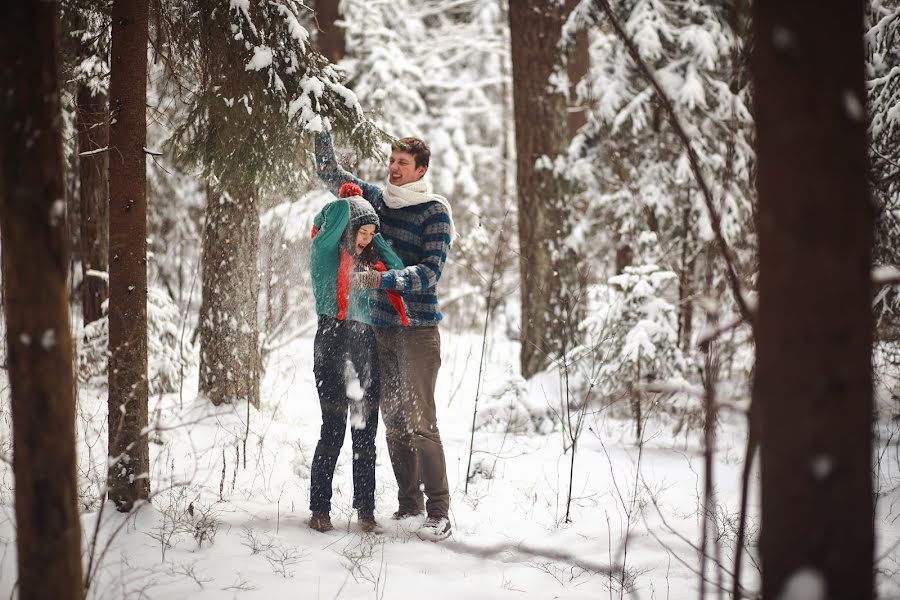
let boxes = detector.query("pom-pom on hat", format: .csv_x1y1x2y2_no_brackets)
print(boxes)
339,182,379,232
339,182,363,198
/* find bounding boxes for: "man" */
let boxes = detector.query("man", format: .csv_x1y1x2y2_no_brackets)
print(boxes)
314,130,456,539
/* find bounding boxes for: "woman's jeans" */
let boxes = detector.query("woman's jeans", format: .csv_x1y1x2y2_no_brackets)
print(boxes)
309,315,379,513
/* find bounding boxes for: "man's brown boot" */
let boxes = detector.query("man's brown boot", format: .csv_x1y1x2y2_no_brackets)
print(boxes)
358,510,382,534
309,511,333,533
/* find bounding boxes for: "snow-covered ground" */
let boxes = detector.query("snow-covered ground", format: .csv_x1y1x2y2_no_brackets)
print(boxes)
0,331,898,599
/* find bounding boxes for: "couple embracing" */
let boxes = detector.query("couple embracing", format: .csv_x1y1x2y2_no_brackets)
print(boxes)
306,131,456,541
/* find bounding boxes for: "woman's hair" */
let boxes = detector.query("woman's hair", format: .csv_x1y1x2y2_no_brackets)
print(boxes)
341,226,379,266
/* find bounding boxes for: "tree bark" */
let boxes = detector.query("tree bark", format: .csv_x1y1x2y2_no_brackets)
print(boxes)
752,1,874,597
76,84,110,325
509,0,580,378
677,206,695,352
0,2,85,598
199,185,261,408
107,0,151,511
193,1,263,409
315,0,346,63
565,0,589,139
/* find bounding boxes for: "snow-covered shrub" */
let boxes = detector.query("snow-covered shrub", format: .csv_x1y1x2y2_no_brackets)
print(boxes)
475,374,559,435
77,287,197,394
580,261,695,432
604,264,685,383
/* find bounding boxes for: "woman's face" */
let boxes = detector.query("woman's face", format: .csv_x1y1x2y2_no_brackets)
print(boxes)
355,224,376,254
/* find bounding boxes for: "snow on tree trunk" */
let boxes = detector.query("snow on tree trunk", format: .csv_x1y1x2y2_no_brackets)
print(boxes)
107,0,151,512
76,84,109,325
752,1,874,596
508,0,580,379
199,185,261,408
0,2,85,597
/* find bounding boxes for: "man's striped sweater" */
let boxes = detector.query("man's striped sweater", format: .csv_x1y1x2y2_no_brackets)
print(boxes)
315,132,452,328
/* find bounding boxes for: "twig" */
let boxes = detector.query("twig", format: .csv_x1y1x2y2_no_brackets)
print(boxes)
79,146,109,156
697,314,748,350
732,405,759,600
698,313,722,600
465,213,508,495
178,254,200,409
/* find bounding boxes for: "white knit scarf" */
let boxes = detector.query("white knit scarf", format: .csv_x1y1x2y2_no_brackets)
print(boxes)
383,179,459,243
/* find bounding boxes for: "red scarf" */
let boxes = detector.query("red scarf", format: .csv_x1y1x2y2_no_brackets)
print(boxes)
337,249,409,326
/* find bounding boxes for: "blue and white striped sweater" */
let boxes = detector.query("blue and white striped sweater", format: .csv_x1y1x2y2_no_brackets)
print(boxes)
315,132,452,328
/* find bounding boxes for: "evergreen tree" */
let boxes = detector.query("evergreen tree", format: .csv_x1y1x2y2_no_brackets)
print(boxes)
572,0,754,351
162,0,383,407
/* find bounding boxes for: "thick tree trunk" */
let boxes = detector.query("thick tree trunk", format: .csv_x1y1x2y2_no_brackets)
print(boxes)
76,85,110,324
0,2,85,598
107,0,151,511
509,0,579,378
196,2,263,408
752,1,874,597
199,186,261,408
315,0,346,63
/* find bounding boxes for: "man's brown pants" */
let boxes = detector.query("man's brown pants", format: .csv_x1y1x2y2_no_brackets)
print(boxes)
375,326,450,517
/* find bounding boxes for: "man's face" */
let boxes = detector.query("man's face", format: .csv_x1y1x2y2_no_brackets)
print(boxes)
388,149,427,186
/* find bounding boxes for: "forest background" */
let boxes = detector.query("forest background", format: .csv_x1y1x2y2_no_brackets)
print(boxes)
1,0,899,598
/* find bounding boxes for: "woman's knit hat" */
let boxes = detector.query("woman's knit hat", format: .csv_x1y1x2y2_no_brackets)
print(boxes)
339,183,379,232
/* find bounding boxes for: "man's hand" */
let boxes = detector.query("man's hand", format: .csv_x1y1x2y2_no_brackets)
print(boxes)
351,270,382,289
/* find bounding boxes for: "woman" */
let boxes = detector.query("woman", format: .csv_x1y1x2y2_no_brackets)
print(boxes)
308,182,407,533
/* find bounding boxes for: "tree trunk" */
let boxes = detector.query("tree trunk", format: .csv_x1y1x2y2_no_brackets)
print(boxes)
107,0,151,512
195,2,263,409
509,0,580,378
76,85,110,325
677,207,695,352
752,1,874,597
315,0,346,63
565,0,589,140
0,2,84,598
199,185,261,408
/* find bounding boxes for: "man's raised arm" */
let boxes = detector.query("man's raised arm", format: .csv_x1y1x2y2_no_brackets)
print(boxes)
314,131,382,204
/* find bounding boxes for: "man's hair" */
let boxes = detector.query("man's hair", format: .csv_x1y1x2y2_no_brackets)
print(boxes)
392,137,430,170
